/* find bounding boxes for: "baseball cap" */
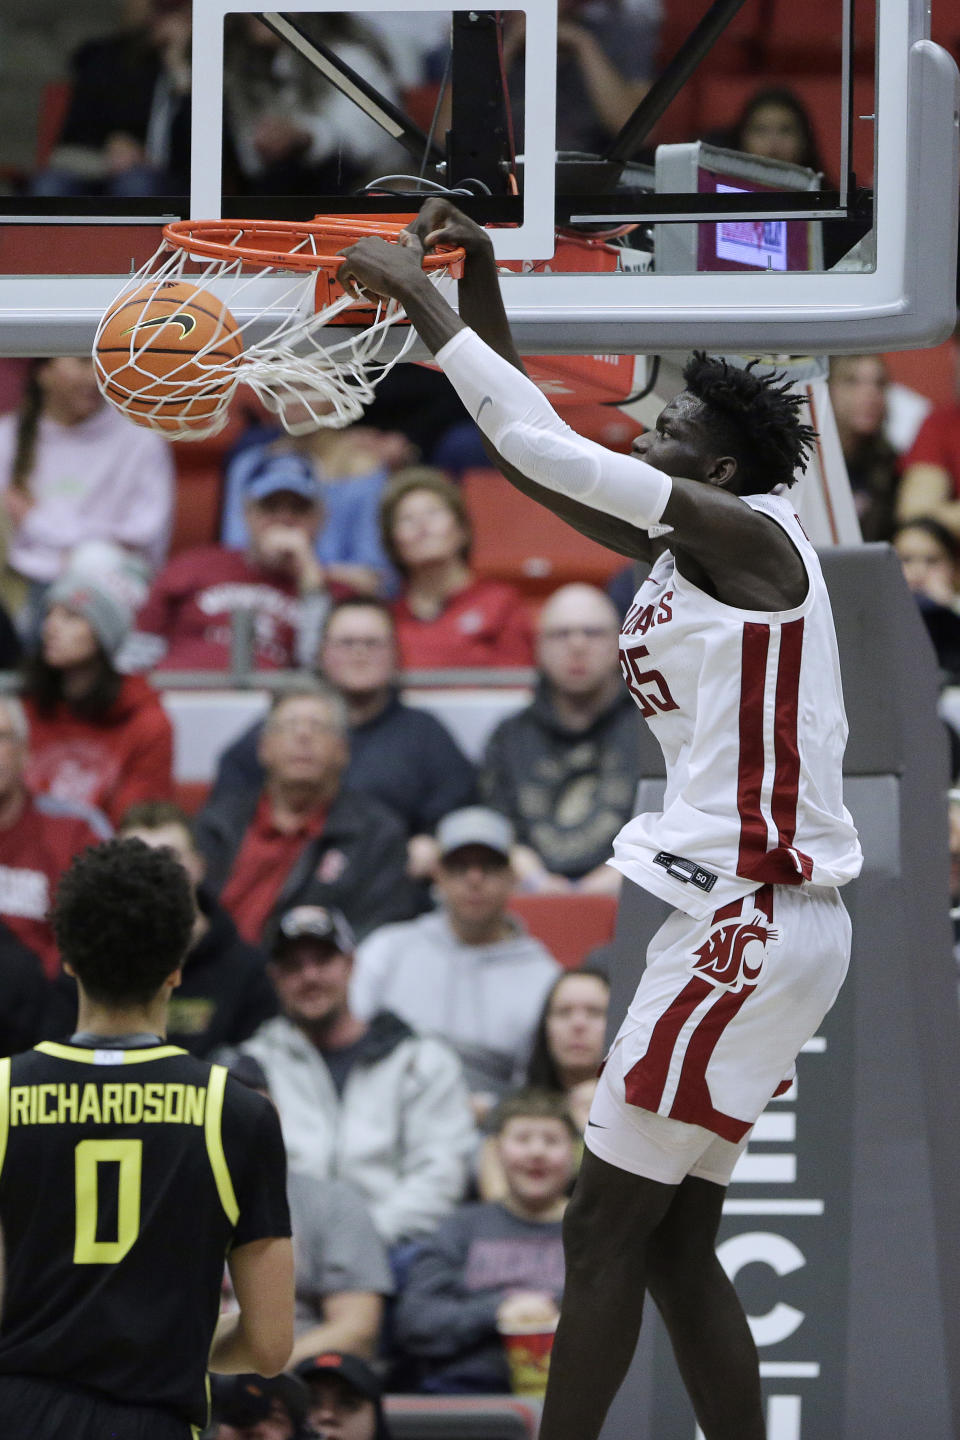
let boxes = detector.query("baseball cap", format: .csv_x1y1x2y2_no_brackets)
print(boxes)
294,1353,392,1440
211,1373,310,1429
243,450,323,505
294,1351,382,1401
436,806,514,861
273,904,356,957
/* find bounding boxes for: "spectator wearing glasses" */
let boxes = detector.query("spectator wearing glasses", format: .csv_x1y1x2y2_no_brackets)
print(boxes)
209,597,477,879
195,684,420,946
480,584,640,894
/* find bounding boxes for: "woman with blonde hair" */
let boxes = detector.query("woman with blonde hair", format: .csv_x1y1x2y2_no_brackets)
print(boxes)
380,468,533,669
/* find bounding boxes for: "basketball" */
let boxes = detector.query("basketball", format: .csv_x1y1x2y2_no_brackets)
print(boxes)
95,280,243,433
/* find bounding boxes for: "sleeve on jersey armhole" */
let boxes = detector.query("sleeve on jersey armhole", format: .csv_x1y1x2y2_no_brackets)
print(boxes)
0,1057,10,1180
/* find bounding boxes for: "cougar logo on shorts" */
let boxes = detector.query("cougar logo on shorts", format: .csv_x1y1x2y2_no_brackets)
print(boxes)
691,910,781,991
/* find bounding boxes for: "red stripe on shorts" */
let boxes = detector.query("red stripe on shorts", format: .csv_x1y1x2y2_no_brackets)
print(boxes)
623,976,713,1112
667,985,756,1142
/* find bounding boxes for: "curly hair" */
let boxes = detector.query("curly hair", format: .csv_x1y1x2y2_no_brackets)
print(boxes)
682,351,818,492
53,838,195,1007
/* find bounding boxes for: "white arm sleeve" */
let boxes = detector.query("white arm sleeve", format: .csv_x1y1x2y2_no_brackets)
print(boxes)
434,327,672,529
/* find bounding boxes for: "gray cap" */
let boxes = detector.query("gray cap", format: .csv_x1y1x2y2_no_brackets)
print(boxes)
436,806,514,860
45,574,132,661
273,904,355,956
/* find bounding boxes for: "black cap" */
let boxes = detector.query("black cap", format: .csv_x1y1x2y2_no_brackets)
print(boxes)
294,1351,382,1400
211,1373,310,1429
272,905,356,958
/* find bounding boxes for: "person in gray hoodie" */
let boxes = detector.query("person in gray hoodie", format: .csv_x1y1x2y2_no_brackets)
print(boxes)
351,807,561,1121
479,583,640,894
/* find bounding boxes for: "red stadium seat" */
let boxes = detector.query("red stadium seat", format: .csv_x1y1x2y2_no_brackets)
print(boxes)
167,394,266,554
762,0,876,74
169,462,224,555
172,780,210,815
35,81,72,169
463,467,624,597
508,893,618,968
883,339,958,411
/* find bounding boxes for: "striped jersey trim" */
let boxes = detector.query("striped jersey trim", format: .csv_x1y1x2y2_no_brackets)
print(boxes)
736,618,813,886
204,1065,239,1227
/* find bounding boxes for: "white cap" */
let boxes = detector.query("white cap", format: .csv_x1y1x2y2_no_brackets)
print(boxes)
436,806,514,860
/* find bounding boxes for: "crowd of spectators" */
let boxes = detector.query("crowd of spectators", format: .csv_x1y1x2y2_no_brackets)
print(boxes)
2,2,960,1424
0,321,957,1425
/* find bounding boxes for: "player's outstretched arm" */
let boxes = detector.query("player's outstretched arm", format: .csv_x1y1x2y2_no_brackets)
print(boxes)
210,1236,295,1376
339,214,658,561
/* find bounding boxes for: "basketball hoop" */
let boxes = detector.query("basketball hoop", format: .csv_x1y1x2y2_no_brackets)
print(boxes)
93,217,464,440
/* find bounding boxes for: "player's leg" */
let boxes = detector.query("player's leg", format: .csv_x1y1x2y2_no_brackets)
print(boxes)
646,1174,766,1440
538,1146,677,1440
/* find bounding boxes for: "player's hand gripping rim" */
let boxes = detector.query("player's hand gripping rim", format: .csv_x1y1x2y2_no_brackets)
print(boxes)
401,197,494,261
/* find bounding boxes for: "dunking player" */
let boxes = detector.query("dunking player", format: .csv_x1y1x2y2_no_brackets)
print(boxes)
340,202,862,1440
0,838,294,1440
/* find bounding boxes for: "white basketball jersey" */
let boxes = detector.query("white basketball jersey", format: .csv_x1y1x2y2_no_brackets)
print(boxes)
610,491,863,919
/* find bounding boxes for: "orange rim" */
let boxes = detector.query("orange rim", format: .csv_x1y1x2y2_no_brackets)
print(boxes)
161,217,463,275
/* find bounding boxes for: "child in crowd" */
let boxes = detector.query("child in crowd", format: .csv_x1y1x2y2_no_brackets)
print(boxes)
479,968,610,1200
394,1090,575,1393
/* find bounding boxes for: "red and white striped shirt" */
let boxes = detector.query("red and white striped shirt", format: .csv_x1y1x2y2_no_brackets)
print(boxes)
610,491,863,919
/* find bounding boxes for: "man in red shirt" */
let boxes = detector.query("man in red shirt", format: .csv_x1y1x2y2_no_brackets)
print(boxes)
135,452,353,671
195,684,420,945
0,695,109,983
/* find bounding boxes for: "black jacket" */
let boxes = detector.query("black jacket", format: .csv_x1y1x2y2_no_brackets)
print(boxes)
194,784,422,943
0,920,46,1058
208,689,477,836
166,891,278,1057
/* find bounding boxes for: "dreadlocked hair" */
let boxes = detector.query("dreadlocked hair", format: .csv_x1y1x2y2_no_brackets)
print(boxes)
682,351,818,492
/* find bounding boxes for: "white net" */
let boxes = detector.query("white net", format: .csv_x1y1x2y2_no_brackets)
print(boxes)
92,227,452,441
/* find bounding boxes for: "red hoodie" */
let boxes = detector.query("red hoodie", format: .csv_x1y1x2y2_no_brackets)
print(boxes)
24,675,174,827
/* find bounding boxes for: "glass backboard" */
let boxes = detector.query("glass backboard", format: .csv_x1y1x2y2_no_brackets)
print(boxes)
0,0,955,355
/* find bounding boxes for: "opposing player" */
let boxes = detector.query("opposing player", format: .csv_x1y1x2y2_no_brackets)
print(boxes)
0,838,294,1440
339,203,862,1440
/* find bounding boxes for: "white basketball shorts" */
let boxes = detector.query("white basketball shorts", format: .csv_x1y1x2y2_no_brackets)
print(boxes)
584,883,851,1186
